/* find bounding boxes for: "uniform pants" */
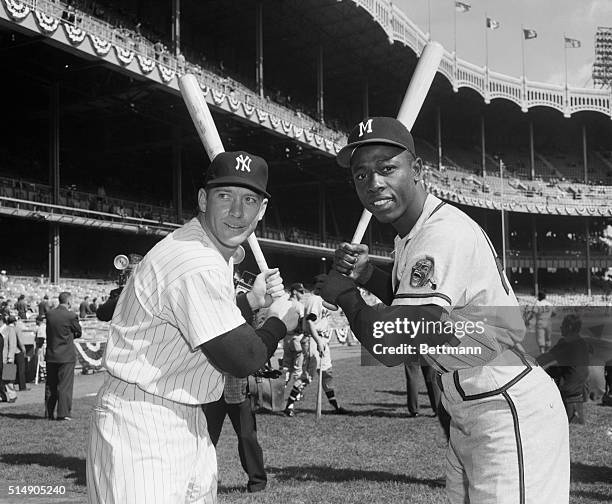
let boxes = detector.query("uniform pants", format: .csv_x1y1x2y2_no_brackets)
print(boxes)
282,339,304,385
45,361,75,419
404,364,440,415
87,374,217,504
440,359,569,504
202,395,267,492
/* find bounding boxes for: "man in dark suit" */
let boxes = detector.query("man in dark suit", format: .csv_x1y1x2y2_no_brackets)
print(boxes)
79,296,91,319
45,292,82,421
38,295,51,320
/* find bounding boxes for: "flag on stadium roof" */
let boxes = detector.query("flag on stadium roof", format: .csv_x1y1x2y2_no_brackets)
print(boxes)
486,17,500,30
523,29,537,40
564,37,581,48
455,1,471,13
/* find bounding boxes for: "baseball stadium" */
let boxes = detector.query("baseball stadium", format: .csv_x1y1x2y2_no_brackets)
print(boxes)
0,0,611,503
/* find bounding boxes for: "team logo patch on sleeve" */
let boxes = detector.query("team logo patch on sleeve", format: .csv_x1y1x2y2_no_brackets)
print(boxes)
410,256,437,289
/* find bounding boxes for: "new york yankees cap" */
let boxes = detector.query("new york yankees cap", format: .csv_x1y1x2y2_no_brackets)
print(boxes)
336,117,416,168
205,150,271,198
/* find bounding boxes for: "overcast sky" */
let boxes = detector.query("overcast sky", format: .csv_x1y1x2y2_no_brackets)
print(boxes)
395,0,611,88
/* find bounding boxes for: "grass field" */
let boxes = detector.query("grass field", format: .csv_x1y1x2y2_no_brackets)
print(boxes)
0,354,611,503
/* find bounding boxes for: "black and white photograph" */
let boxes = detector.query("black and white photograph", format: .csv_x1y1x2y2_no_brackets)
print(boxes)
0,0,611,502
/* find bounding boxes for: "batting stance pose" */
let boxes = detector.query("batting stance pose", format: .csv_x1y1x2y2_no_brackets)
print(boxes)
87,151,298,504
318,118,569,504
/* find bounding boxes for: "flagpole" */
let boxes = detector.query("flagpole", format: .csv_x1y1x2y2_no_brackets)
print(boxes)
521,25,526,81
485,13,489,69
454,1,457,55
564,33,568,89
427,0,431,40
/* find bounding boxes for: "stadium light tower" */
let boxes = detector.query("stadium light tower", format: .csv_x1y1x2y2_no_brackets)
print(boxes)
593,26,612,88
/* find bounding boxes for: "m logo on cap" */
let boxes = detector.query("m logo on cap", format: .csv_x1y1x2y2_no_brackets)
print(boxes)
235,154,252,172
358,119,373,137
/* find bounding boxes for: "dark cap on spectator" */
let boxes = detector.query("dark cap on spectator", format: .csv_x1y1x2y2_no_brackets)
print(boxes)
290,282,305,293
205,151,270,198
337,117,416,168
43,295,49,300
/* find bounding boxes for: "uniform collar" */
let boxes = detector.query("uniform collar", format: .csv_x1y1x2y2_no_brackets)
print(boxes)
396,194,443,244
187,217,235,267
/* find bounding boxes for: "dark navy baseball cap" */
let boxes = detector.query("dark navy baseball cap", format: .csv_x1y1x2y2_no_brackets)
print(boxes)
337,117,416,168
205,151,270,198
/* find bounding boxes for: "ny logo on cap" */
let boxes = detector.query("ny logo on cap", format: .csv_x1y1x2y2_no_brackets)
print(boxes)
358,119,373,137
235,154,252,172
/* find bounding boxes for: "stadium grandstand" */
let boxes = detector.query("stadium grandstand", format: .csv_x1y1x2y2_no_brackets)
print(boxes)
0,0,611,306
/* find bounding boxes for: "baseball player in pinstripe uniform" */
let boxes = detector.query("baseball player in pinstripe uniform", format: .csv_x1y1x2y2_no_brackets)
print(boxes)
87,151,299,504
317,118,569,504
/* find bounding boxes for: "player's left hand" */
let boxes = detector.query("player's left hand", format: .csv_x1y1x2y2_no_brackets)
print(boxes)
249,268,285,309
315,270,357,306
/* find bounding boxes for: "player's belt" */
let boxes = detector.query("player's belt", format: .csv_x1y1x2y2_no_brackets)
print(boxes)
436,348,538,400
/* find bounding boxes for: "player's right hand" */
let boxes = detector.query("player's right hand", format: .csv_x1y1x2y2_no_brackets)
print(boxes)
266,297,300,333
333,243,372,283
248,268,285,310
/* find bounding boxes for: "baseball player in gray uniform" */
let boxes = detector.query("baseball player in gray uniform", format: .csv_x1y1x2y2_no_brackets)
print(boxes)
317,118,569,504
87,151,299,504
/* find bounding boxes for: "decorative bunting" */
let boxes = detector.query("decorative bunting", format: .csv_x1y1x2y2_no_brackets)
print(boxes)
158,65,175,83
115,46,135,65
228,94,240,111
34,9,60,33
64,23,86,44
89,34,111,55
4,0,30,20
135,55,155,73
256,109,269,123
211,89,226,104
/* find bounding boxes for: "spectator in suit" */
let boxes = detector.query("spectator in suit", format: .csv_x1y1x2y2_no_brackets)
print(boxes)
13,317,29,391
89,297,99,314
14,295,28,320
79,296,91,319
404,361,440,418
537,314,590,424
202,376,267,493
45,292,82,421
0,318,16,402
38,295,51,320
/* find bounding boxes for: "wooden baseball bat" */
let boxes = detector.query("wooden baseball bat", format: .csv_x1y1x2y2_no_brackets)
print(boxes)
316,358,323,420
179,74,273,276
350,41,444,244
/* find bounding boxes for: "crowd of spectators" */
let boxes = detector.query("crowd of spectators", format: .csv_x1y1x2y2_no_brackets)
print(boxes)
0,271,114,403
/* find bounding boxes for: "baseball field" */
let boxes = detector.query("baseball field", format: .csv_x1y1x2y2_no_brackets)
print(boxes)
0,346,610,504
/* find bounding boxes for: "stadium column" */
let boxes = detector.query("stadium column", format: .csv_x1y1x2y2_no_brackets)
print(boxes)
171,0,181,56
317,44,324,123
480,114,486,177
48,82,60,284
256,1,264,98
529,119,535,180
531,214,539,297
436,106,442,170
172,127,182,223
585,217,592,296
582,124,588,183
319,180,326,244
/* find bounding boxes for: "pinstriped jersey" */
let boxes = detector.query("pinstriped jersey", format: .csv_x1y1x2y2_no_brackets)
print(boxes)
103,217,244,404
391,194,525,371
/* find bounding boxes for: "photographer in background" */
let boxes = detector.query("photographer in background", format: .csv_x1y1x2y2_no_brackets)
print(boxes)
96,254,143,322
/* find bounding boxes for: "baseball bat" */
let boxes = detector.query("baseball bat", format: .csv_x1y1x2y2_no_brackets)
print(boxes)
179,74,274,278
316,358,323,420
350,41,444,244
